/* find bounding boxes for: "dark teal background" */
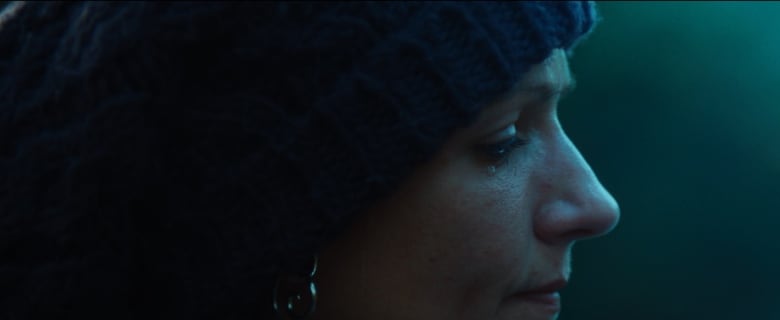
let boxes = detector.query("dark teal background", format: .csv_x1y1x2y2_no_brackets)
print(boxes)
2,1,777,319
560,2,780,319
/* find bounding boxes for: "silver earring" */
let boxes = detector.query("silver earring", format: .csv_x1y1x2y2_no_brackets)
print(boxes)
273,256,318,320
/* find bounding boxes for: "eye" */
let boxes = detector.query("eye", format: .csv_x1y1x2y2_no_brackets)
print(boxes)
477,125,528,166
480,136,527,165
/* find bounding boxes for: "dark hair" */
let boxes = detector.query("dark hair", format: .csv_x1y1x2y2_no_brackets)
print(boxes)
1,3,295,318
0,2,597,319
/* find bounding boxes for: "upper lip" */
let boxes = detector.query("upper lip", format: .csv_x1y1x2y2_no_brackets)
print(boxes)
518,278,568,294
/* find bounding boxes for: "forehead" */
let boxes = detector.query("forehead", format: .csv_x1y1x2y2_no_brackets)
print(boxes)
470,50,574,129
513,50,574,104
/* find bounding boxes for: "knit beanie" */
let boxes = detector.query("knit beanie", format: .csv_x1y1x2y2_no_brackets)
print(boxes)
0,2,598,319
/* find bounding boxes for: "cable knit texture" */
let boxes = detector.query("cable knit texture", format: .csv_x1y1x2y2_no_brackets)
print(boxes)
0,2,598,319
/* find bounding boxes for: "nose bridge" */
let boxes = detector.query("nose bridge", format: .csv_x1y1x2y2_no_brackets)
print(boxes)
557,131,604,200
534,128,620,244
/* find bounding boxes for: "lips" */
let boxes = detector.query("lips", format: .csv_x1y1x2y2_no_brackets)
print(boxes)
515,291,561,310
523,279,567,294
512,279,567,314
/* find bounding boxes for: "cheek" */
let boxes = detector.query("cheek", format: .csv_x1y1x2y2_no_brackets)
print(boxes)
423,175,536,298
314,165,538,320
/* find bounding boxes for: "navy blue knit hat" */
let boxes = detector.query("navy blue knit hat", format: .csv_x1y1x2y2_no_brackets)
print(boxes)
0,2,598,319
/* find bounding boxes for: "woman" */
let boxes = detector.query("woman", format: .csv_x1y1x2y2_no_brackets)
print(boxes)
0,2,619,320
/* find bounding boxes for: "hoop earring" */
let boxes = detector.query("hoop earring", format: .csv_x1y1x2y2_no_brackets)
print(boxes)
273,256,318,320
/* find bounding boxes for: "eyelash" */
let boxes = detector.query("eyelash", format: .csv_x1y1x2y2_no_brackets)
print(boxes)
479,135,528,165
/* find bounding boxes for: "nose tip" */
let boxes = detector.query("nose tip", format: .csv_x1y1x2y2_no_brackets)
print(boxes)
575,183,621,240
534,182,620,244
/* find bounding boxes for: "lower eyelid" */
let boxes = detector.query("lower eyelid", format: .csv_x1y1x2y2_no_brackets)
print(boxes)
479,136,525,162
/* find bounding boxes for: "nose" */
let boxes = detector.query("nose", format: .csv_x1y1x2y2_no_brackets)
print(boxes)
533,128,620,245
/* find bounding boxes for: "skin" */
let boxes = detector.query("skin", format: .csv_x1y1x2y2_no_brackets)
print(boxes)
312,49,620,320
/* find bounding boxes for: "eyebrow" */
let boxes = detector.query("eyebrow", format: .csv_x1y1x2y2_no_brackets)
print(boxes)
471,72,578,133
520,75,578,104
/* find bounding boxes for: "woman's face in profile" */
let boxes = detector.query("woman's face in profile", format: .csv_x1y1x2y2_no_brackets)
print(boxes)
314,49,620,320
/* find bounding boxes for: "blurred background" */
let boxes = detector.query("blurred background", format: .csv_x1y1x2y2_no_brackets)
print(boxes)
560,2,780,320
